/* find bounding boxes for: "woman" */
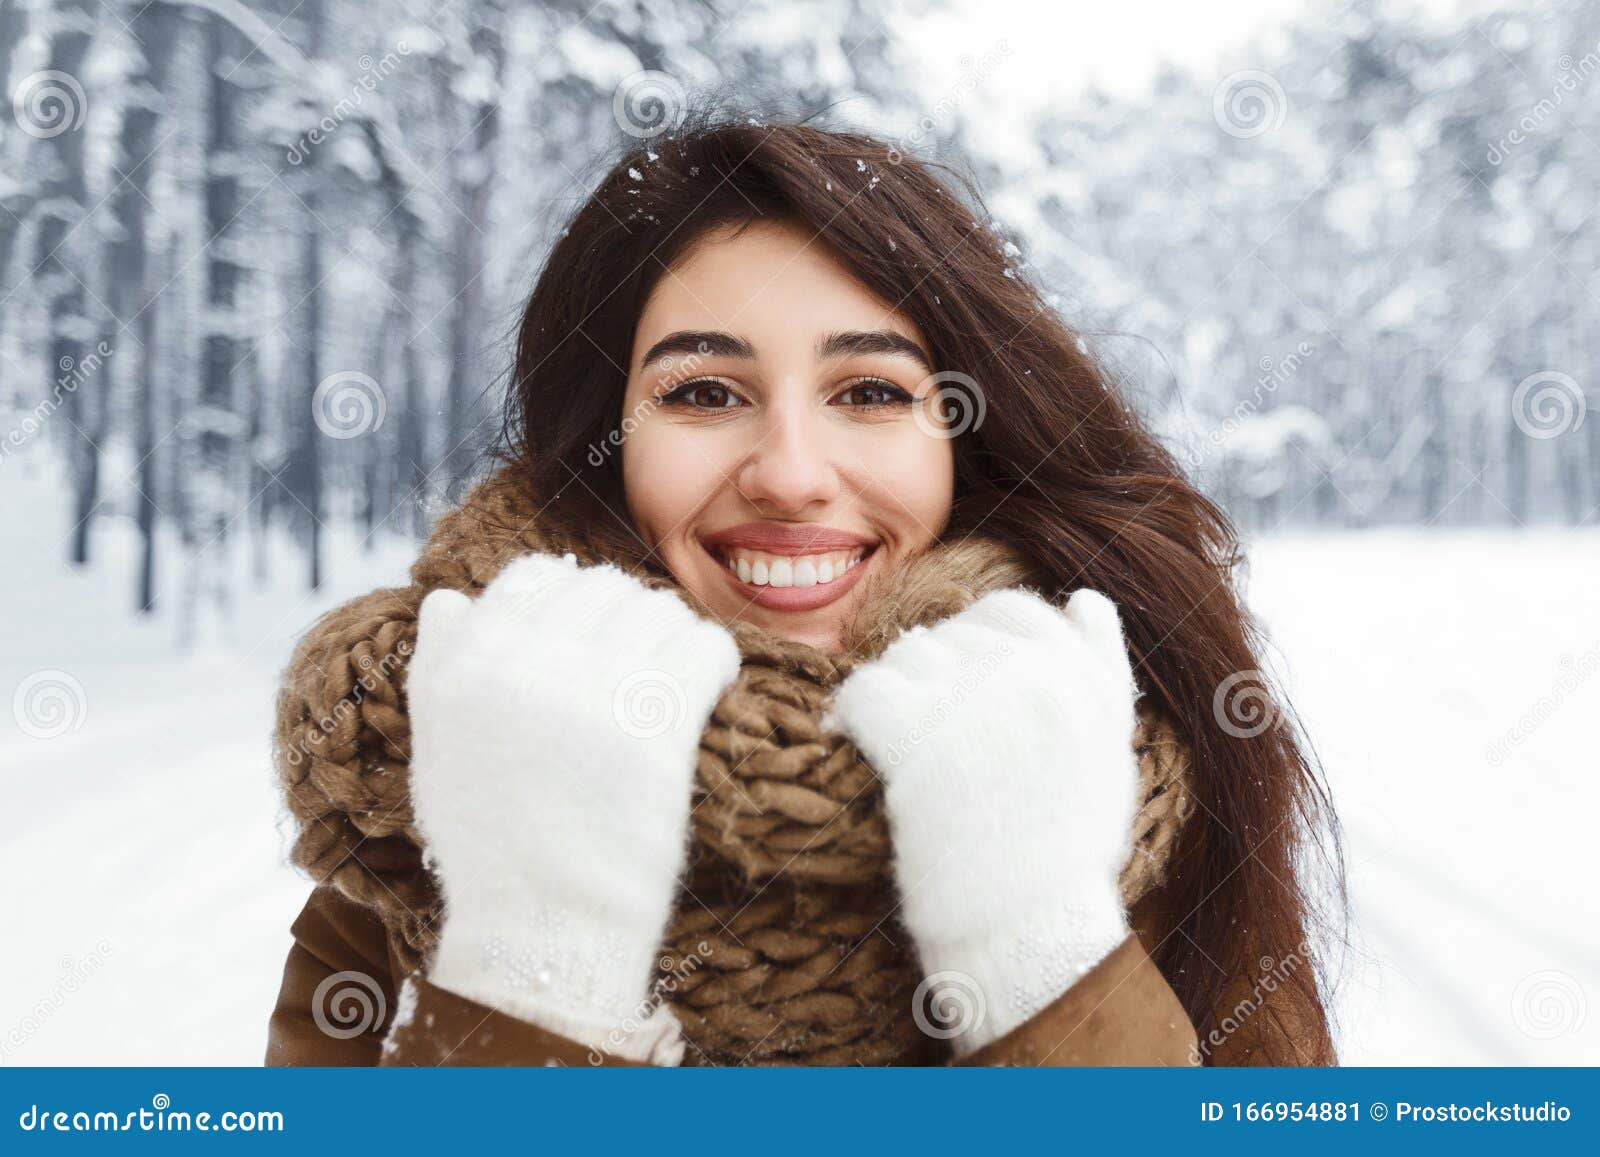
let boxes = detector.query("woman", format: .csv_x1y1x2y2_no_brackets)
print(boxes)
266,113,1342,1067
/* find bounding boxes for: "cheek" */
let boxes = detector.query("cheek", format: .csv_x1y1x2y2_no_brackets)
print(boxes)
856,429,955,542
621,423,716,542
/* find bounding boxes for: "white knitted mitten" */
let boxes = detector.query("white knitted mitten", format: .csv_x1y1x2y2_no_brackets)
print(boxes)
404,552,741,1063
823,587,1141,1055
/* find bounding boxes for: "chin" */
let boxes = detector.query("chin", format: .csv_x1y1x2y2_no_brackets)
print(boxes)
744,609,846,652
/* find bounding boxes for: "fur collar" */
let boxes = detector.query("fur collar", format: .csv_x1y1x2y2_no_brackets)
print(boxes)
273,465,1195,1064
406,462,1052,671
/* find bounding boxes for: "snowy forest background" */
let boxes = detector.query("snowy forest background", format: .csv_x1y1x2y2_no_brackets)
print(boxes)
4,0,1600,607
2,0,1597,1065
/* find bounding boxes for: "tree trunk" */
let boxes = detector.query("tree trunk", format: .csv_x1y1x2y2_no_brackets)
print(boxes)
443,13,503,496
31,0,94,562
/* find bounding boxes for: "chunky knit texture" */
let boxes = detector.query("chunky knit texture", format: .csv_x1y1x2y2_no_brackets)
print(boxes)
272,465,1198,1066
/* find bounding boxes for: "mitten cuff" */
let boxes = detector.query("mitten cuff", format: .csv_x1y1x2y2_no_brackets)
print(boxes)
913,888,1130,1055
504,995,688,1065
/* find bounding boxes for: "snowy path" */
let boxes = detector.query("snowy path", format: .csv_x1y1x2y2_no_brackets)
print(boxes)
2,486,1596,1063
1,470,416,1066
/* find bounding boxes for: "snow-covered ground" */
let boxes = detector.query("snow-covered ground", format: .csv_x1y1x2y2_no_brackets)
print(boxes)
1246,530,1599,1065
2,465,1596,1065
0,464,416,1066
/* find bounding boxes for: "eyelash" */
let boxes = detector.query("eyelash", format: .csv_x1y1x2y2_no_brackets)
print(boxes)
658,377,915,412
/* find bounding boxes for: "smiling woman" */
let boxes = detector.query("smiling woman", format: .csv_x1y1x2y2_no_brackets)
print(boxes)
620,219,955,648
266,110,1343,1068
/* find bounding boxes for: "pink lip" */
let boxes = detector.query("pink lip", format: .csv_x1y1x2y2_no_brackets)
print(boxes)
712,546,873,611
699,531,875,612
700,521,878,555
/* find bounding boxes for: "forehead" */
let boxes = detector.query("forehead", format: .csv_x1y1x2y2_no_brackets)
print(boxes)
632,218,926,358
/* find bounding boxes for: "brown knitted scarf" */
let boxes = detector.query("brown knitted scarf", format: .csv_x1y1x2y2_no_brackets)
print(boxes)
273,465,1196,1066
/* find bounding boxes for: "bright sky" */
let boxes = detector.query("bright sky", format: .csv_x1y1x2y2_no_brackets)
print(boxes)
907,0,1504,104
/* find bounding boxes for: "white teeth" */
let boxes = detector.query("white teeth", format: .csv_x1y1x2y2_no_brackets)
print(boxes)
714,544,872,587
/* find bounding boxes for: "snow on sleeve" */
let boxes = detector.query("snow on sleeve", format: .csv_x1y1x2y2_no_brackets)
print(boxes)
380,974,421,1059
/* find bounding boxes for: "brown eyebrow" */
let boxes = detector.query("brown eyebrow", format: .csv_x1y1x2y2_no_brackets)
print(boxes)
638,330,755,370
638,328,932,373
816,329,932,373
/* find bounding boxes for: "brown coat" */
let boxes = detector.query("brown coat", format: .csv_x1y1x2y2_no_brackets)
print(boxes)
265,465,1333,1067
265,884,1198,1066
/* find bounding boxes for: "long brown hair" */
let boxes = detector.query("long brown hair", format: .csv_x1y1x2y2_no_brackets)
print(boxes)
491,108,1345,1063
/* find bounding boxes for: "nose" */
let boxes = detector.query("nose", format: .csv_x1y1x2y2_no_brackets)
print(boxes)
735,403,842,515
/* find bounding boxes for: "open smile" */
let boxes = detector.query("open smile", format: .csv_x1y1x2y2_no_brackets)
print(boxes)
699,524,880,612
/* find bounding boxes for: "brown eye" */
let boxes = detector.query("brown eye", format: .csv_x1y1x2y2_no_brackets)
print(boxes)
835,378,913,409
661,379,742,410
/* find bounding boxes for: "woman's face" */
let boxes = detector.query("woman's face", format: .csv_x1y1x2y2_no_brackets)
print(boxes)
620,218,956,651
